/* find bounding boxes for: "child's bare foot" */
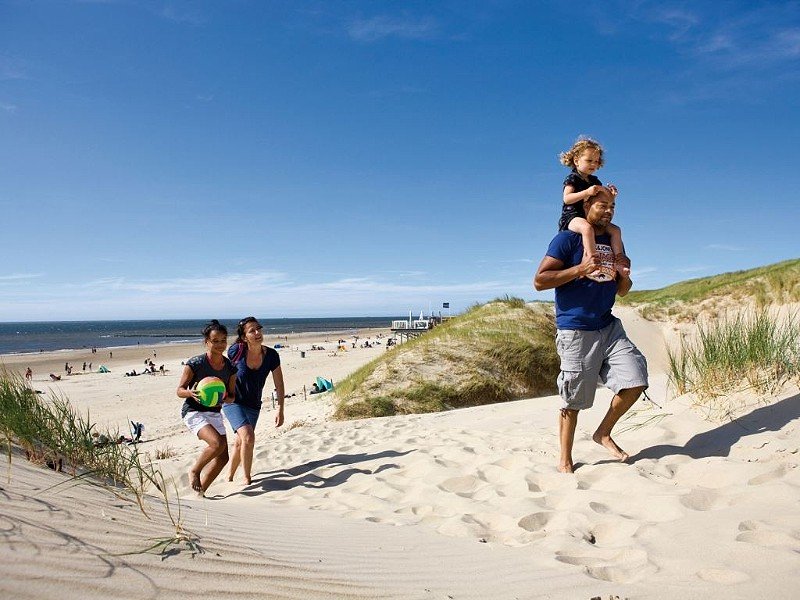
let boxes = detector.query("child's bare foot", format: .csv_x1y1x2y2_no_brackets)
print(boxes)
592,431,629,462
558,462,574,474
189,469,203,493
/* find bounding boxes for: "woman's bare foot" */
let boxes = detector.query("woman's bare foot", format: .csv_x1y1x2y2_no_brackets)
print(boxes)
244,477,252,486
558,462,574,474
592,431,629,462
189,469,203,493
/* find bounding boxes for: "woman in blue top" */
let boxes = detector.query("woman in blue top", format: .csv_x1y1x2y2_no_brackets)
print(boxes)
223,316,285,485
176,320,237,495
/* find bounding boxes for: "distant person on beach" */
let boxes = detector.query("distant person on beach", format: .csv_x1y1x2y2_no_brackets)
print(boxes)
25,367,33,381
223,316,285,486
534,187,648,473
558,136,628,281
176,319,237,494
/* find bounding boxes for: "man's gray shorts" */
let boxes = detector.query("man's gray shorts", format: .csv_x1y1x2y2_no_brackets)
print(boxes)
556,317,649,411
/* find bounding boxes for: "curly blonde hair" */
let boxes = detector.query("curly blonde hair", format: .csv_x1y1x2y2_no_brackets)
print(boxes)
559,136,605,168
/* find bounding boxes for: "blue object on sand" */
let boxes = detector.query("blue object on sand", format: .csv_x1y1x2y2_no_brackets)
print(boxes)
315,376,334,391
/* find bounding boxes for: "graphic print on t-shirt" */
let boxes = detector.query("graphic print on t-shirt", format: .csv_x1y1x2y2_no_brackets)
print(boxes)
586,242,615,283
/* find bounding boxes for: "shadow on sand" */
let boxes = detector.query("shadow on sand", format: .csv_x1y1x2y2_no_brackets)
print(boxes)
221,449,415,499
630,392,800,462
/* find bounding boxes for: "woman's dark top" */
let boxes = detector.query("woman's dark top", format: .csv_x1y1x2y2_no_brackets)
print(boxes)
227,343,281,410
180,353,236,418
558,168,603,231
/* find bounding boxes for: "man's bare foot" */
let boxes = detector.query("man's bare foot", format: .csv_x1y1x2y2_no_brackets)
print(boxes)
592,432,629,462
189,470,203,493
558,462,574,474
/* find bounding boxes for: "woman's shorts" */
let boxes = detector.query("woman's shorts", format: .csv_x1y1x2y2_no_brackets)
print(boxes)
222,402,261,432
183,409,226,436
556,317,649,411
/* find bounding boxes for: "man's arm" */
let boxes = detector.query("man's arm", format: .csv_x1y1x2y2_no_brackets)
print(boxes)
615,256,633,296
534,253,600,291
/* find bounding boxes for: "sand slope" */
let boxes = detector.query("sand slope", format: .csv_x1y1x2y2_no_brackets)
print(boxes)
2,316,800,598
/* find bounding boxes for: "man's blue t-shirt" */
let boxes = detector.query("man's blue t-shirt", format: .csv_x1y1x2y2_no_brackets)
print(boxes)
546,231,617,330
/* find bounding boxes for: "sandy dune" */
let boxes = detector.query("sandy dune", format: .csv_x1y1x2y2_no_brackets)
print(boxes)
2,314,799,599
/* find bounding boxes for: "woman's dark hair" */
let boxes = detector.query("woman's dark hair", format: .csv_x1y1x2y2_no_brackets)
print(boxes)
236,316,259,342
202,319,228,340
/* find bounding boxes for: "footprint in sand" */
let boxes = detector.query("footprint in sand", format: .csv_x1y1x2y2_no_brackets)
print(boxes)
517,511,554,532
589,501,612,515
589,520,641,545
696,568,750,584
518,511,590,538
747,464,789,485
477,465,515,485
438,475,480,496
679,487,730,511
434,457,461,469
588,497,684,523
736,520,800,551
394,504,435,518
556,547,655,583
525,472,579,494
493,455,532,470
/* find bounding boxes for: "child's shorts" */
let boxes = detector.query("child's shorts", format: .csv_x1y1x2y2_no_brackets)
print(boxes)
556,317,649,411
183,409,226,436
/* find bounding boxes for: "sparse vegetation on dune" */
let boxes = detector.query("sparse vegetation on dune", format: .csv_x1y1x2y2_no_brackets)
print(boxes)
0,370,199,556
667,309,800,403
620,258,800,321
334,297,559,420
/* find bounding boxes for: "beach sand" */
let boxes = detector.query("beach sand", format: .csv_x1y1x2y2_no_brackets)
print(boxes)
2,311,799,599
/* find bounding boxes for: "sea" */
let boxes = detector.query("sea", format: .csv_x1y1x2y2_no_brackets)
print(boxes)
0,317,399,355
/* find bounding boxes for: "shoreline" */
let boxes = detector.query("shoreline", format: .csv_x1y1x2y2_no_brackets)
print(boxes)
0,327,392,384
0,326,392,358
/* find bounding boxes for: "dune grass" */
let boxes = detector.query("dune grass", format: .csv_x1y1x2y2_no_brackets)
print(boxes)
0,370,200,556
620,258,800,320
334,297,559,419
667,309,800,402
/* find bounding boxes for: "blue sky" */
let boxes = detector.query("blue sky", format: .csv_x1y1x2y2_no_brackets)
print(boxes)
1,1,798,321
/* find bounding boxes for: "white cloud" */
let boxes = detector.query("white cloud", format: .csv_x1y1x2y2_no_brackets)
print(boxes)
631,266,658,277
0,273,44,282
347,15,438,42
0,271,526,320
0,102,18,113
706,244,744,252
157,5,206,26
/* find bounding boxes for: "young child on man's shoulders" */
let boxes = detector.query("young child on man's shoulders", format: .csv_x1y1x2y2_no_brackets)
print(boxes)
558,136,629,281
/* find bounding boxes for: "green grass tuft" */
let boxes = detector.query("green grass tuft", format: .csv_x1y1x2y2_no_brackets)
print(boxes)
667,309,800,401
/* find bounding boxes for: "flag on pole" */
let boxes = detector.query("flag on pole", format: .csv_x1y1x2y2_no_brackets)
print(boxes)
443,302,450,308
